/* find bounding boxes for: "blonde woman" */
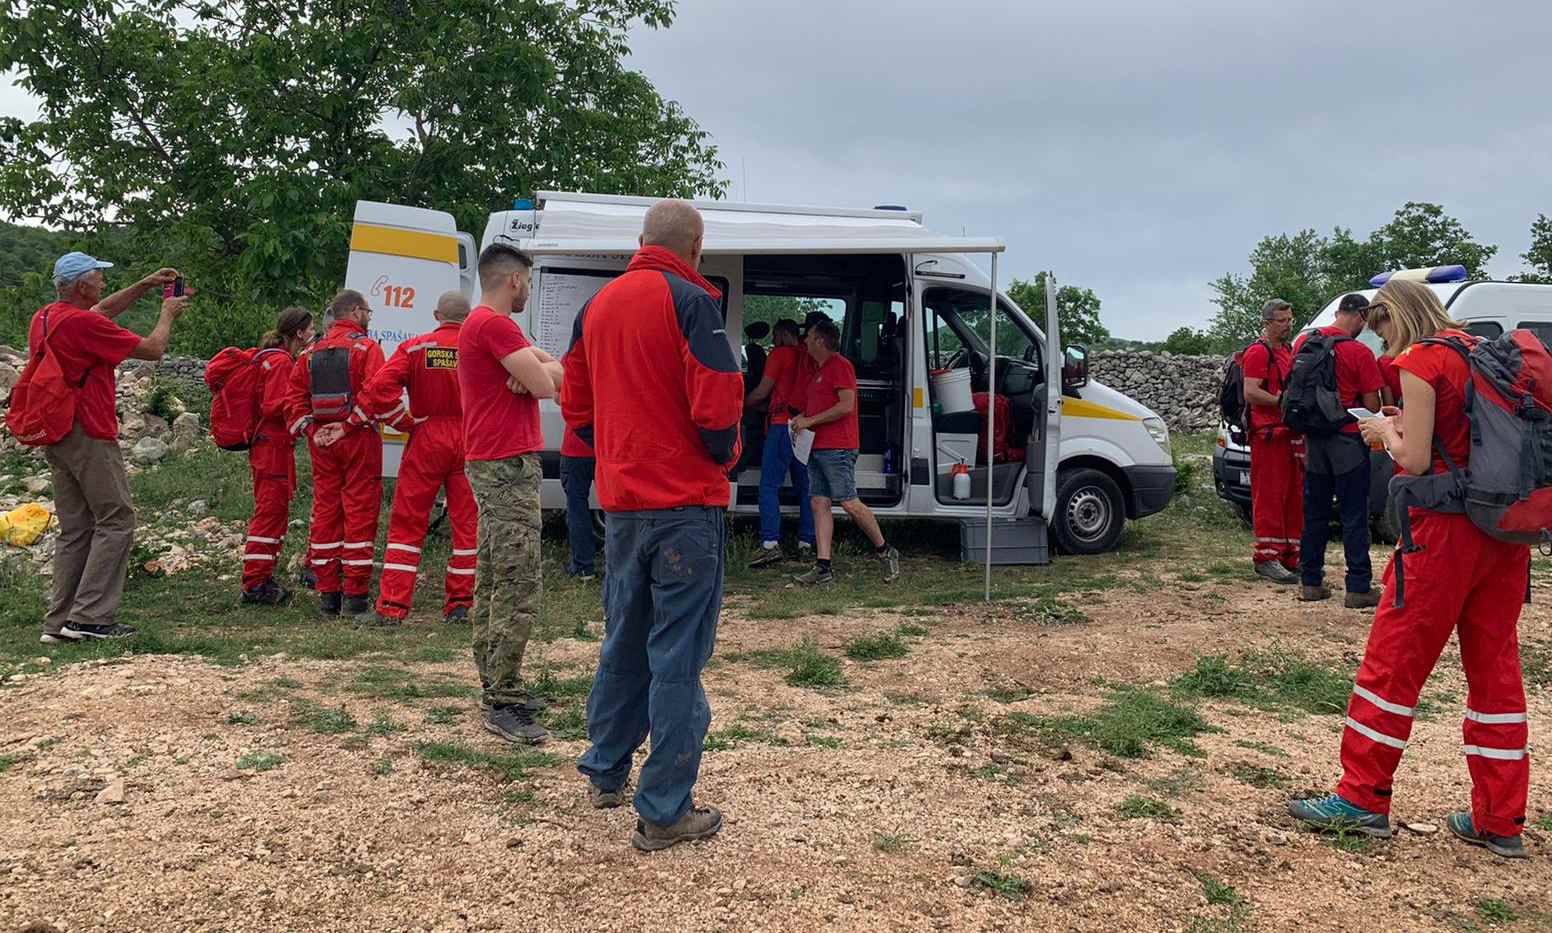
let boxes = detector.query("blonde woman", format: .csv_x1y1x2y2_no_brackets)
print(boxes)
1288,279,1530,859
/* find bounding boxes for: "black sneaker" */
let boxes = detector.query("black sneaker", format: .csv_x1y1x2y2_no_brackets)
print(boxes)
748,546,785,569
319,592,343,617
793,565,835,586
484,704,549,744
445,606,469,624
298,566,318,590
343,594,371,619
60,622,137,640
240,579,293,607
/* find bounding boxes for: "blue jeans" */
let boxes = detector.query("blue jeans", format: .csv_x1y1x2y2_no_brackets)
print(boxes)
758,424,814,546
559,456,596,576
1300,454,1372,592
578,507,726,825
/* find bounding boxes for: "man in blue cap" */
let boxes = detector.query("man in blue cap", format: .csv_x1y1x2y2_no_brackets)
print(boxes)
29,252,186,643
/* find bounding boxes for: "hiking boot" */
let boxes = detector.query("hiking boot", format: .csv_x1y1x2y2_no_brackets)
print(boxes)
1299,584,1332,602
444,605,469,624
632,804,723,852
1287,793,1393,838
39,629,81,645
1254,562,1299,585
1344,589,1382,610
240,578,292,607
589,779,631,810
319,591,343,617
298,566,318,590
60,622,137,641
484,704,549,745
793,565,835,587
748,545,785,569
372,613,403,627
876,545,901,582
343,595,371,619
1447,811,1527,859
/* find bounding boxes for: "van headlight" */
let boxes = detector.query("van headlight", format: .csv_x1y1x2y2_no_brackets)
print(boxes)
1142,416,1170,450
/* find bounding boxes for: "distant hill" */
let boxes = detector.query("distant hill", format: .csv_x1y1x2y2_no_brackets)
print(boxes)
0,220,73,289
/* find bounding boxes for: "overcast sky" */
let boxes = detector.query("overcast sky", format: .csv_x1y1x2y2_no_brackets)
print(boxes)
4,0,1550,338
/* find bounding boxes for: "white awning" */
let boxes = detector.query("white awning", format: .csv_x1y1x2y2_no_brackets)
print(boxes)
522,191,1005,256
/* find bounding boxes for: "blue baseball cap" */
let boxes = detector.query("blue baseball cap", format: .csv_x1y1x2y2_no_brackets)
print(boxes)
52,251,114,285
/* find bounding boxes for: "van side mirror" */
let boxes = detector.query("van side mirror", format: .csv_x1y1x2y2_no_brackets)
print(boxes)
1062,345,1089,390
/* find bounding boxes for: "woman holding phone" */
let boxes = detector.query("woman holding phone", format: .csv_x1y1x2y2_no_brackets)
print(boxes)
1287,278,1531,859
239,307,315,606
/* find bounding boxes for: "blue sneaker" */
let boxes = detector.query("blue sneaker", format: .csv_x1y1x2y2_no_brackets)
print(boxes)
1287,793,1393,838
1446,811,1527,859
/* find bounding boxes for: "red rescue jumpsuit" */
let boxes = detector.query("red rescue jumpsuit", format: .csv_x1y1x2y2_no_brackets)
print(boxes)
284,320,385,598
358,322,478,620
1242,341,1303,569
242,348,298,590
1337,333,1530,839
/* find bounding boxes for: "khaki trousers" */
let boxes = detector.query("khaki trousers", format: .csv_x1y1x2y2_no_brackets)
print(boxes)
42,423,136,633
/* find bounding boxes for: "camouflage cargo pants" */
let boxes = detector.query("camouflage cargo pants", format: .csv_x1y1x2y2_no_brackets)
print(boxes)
465,454,542,708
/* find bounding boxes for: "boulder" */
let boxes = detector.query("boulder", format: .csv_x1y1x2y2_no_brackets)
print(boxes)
0,361,18,393
119,413,147,442
24,476,51,495
143,414,170,438
171,435,195,457
129,436,169,465
172,412,201,441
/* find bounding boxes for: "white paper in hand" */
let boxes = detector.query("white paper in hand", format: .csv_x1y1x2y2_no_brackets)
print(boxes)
791,428,816,465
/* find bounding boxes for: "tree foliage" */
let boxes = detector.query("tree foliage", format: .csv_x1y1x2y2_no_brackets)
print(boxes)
1006,272,1110,347
1208,202,1497,344
0,0,725,354
1513,213,1552,285
1160,326,1216,355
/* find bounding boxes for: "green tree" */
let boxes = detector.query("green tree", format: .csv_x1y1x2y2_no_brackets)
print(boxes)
1208,230,1330,343
1513,213,1552,284
1006,272,1109,347
1368,202,1497,277
1160,326,1216,355
0,0,725,355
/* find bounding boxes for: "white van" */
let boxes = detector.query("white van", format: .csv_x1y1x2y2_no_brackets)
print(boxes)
1212,267,1552,525
345,193,1177,558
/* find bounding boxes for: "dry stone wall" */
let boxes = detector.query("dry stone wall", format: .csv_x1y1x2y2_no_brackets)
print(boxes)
1089,350,1225,433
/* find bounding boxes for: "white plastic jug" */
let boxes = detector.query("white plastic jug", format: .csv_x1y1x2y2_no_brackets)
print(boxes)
951,463,972,501
930,368,974,415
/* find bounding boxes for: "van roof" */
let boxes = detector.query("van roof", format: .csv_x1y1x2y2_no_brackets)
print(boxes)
520,191,1005,256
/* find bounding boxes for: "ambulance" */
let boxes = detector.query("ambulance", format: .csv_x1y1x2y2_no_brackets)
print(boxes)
343,193,1177,560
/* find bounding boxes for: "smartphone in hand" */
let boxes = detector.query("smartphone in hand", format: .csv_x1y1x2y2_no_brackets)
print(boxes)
1346,407,1378,421
163,277,185,299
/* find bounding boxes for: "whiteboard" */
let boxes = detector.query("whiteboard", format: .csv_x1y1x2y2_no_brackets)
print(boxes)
535,270,615,359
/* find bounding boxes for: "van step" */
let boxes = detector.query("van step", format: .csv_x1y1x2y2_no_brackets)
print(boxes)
959,518,1050,566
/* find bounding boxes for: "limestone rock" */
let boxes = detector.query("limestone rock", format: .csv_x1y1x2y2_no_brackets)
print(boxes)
142,414,170,438
119,414,147,442
172,412,201,441
130,436,169,464
0,361,18,393
95,778,125,805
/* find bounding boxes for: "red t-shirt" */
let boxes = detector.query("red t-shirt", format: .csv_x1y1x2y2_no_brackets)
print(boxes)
804,353,860,451
1240,341,1291,431
457,307,543,461
1377,354,1403,402
764,344,811,426
1393,330,1473,475
26,302,143,441
1291,326,1385,435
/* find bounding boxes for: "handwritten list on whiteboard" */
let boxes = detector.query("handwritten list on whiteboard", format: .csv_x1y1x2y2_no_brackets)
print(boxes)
535,271,614,359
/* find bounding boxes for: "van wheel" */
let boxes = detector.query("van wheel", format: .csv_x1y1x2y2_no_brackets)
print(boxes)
592,509,607,542
1053,468,1126,555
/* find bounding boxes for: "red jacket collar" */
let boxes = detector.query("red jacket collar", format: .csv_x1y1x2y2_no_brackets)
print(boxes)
327,319,368,340
627,245,722,300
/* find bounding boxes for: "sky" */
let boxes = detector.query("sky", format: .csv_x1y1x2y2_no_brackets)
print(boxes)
4,0,1550,339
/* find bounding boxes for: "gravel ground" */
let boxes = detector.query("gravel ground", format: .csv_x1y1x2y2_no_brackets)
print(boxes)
2,573,1549,932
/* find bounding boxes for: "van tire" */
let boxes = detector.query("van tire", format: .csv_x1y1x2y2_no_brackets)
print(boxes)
1052,467,1126,555
592,509,607,542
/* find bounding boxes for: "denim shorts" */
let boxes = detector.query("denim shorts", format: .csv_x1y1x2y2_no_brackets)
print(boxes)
809,449,857,502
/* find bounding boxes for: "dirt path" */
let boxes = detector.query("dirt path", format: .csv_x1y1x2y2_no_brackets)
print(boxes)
2,574,1549,932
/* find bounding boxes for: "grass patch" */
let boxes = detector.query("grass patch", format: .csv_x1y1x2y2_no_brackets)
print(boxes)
415,741,558,783
1024,596,1087,626
531,669,593,702
971,764,1023,785
351,666,475,702
1116,795,1180,822
1174,649,1351,716
844,631,910,662
1523,640,1551,690
704,722,789,752
1232,739,1290,758
983,685,1035,704
225,711,260,726
235,751,284,772
371,758,394,776
292,701,358,735
1533,812,1552,833
1145,767,1204,799
883,691,927,706
425,705,464,725
1324,827,1377,855
778,637,846,690
0,753,21,773
366,712,405,736
971,870,1030,900
543,705,587,741
807,734,844,749
1229,762,1287,789
1198,873,1243,908
1002,688,1213,759
873,832,912,854
896,622,930,637
1477,899,1518,926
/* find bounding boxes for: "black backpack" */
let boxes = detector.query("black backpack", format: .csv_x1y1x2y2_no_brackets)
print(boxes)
308,346,354,422
1280,333,1353,437
1219,339,1270,443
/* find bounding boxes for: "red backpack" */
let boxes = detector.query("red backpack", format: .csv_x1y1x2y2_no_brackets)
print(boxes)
205,346,286,451
4,305,83,447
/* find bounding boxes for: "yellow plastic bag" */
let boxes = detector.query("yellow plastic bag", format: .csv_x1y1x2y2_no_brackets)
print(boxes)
0,503,55,547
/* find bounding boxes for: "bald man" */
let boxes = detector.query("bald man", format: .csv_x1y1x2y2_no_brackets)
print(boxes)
564,199,743,852
358,291,481,625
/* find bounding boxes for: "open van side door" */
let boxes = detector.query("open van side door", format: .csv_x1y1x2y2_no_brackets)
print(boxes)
1026,275,1062,522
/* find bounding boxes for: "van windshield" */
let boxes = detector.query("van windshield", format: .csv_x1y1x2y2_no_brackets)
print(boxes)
924,289,1035,366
